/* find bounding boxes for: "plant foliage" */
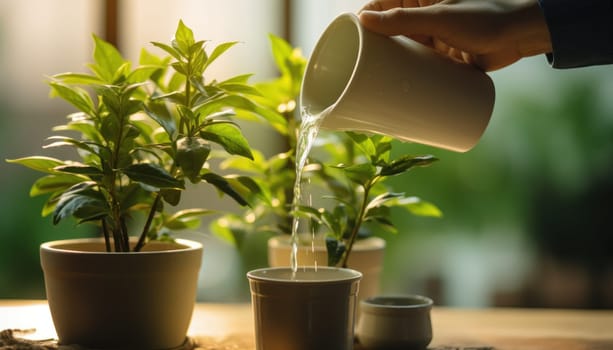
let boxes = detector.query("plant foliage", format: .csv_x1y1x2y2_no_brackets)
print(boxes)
211,35,441,268
295,133,442,267
7,21,259,252
210,34,306,248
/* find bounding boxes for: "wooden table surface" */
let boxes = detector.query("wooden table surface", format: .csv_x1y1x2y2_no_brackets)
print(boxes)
1,300,612,349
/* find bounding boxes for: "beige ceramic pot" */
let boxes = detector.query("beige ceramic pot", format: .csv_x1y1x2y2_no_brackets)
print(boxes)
356,295,433,350
267,235,385,304
40,238,203,349
247,266,362,350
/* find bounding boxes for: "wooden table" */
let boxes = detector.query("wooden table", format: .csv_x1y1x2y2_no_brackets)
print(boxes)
1,300,612,349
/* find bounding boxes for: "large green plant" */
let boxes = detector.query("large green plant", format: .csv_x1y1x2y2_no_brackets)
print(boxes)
7,21,259,252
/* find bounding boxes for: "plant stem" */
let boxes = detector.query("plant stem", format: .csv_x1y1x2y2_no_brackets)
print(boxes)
133,193,162,252
104,99,127,251
102,219,111,252
341,183,372,268
120,217,130,249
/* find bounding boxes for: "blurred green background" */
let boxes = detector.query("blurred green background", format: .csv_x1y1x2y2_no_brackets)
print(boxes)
0,0,611,308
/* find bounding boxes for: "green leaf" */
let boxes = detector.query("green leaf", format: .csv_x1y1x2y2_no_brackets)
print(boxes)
220,74,253,85
190,45,207,76
123,163,185,189
30,174,85,197
220,153,263,174
151,41,182,61
321,210,342,238
325,236,346,267
202,172,249,206
111,61,132,83
171,61,188,75
177,104,197,125
175,136,211,184
235,175,268,205
200,122,253,159
164,208,215,230
194,94,255,117
269,34,293,76
374,137,393,163
118,183,153,211
292,205,323,221
144,101,177,137
346,132,376,158
219,83,261,96
44,136,100,156
161,188,181,206
54,117,104,144
245,105,288,134
54,164,103,178
394,196,443,218
52,72,105,85
42,194,60,217
204,41,238,70
337,163,376,186
6,156,65,174
128,64,165,83
48,82,95,116
173,20,195,55
91,34,125,83
52,182,107,225
151,90,185,105
365,192,404,212
380,155,438,177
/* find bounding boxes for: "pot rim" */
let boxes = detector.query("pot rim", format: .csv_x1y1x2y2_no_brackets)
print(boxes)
361,294,433,310
247,266,362,284
268,235,385,251
40,237,202,255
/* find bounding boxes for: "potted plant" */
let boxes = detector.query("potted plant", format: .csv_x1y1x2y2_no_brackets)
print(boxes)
269,132,442,302
213,35,442,302
295,133,441,268
6,21,260,349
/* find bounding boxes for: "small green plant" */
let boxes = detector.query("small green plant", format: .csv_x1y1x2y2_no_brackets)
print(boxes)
211,35,441,268
296,132,442,267
7,21,260,252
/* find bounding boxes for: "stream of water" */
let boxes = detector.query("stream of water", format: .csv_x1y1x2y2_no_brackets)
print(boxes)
290,106,329,274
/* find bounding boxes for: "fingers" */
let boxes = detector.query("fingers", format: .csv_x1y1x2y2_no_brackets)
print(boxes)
360,0,437,12
360,0,405,12
359,7,442,37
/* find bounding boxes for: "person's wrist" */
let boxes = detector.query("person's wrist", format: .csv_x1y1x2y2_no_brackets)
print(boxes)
511,0,553,57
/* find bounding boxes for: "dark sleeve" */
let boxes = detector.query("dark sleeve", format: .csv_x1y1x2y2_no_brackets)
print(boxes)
537,0,613,68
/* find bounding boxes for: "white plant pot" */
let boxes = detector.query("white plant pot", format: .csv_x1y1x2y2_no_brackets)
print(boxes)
40,238,203,349
267,235,385,304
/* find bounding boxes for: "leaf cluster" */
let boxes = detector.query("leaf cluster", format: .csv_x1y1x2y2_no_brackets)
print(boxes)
295,133,442,267
7,21,260,252
210,34,306,248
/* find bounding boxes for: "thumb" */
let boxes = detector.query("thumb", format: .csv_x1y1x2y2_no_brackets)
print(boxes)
359,8,442,37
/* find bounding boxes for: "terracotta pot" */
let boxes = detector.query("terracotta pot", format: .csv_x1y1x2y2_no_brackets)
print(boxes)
40,238,203,349
267,235,385,304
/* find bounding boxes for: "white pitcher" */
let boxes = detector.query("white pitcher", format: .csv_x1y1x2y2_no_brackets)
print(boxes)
300,13,495,152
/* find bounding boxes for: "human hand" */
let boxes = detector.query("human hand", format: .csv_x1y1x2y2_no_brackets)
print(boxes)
359,0,552,71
